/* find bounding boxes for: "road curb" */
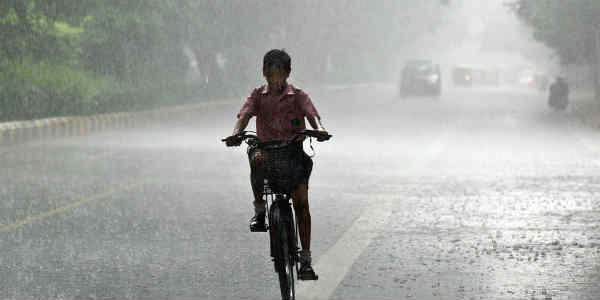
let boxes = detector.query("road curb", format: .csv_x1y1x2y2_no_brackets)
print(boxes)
0,100,238,145
572,95,600,129
0,82,381,145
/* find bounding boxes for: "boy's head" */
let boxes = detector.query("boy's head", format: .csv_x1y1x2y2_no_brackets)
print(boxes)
263,49,291,92
263,49,291,74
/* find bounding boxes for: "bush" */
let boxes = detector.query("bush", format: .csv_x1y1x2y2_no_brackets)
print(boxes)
0,58,223,123
0,59,118,122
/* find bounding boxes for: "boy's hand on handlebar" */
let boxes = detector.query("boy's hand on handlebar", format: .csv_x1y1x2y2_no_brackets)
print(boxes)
222,135,243,147
312,130,331,142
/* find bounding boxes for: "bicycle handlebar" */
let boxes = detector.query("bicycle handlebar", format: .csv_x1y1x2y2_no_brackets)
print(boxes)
221,129,332,146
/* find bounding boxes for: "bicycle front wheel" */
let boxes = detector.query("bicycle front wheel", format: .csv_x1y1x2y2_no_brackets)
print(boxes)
270,202,296,300
277,221,295,300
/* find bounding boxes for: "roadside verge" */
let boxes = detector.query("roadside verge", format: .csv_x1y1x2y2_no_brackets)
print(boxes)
0,82,383,145
571,92,600,129
0,100,238,145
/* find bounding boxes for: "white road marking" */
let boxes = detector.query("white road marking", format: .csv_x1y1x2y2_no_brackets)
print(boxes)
296,124,452,300
296,199,392,300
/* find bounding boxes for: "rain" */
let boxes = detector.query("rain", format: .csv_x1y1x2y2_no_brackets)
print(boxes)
1,0,600,299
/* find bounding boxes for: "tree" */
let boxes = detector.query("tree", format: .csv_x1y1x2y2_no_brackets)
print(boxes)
0,0,453,121
509,0,600,99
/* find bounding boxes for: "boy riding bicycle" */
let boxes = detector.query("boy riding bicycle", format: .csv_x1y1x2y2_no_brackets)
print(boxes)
224,49,329,280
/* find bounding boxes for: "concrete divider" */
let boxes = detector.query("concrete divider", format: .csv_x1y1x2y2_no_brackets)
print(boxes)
0,100,238,145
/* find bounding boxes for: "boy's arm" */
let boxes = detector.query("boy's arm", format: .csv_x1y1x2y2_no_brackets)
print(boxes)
307,115,325,131
230,88,258,137
298,92,324,131
224,114,251,147
233,113,252,135
307,115,331,141
296,90,330,140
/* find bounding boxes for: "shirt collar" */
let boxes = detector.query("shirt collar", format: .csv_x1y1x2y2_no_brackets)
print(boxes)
261,84,295,95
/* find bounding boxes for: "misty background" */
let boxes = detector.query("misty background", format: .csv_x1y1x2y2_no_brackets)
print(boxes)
3,0,598,123
4,1,600,299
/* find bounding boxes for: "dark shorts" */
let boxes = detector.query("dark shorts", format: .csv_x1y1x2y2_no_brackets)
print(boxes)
248,142,313,195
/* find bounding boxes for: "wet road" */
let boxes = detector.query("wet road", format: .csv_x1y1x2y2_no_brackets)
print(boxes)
1,84,599,300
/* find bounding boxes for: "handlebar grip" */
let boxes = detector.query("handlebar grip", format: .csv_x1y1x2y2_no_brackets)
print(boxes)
301,130,332,141
317,134,332,141
222,132,259,144
222,136,240,143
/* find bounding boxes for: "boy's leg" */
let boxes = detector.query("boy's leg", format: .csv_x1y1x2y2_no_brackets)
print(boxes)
251,177,266,214
249,150,267,232
292,148,313,250
291,183,311,252
292,183,318,280
249,175,267,231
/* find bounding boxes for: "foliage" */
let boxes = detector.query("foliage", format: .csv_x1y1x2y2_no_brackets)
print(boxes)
0,0,451,122
0,59,117,121
509,0,600,65
509,0,600,98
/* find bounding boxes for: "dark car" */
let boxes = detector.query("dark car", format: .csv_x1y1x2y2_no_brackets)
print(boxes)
399,60,442,97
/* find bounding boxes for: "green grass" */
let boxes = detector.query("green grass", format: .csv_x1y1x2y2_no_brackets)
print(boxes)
0,59,120,121
54,22,84,37
0,58,209,122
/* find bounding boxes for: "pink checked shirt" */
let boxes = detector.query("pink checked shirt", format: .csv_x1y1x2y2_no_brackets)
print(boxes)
237,84,321,142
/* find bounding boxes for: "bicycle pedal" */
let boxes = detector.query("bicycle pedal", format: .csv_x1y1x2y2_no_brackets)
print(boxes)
249,225,268,232
298,274,318,281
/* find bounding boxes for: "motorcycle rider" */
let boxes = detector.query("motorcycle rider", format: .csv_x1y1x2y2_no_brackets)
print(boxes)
548,76,569,110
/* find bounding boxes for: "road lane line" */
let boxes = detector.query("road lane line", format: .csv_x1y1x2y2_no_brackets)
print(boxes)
0,183,141,233
297,199,392,300
296,125,452,300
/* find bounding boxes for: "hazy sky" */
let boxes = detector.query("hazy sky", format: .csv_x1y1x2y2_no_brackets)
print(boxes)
411,0,557,75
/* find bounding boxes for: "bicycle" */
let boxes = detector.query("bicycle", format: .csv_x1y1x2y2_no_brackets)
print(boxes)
222,129,331,300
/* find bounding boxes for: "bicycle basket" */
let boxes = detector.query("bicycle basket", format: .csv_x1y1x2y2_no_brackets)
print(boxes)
262,145,300,194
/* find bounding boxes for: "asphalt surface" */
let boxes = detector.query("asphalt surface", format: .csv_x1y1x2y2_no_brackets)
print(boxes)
1,84,600,300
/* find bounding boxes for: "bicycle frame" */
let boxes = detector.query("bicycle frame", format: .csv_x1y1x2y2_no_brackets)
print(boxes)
264,181,299,254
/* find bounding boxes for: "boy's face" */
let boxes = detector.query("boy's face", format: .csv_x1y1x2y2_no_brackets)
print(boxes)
263,66,289,93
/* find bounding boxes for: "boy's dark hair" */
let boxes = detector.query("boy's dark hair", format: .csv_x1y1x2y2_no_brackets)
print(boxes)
263,49,291,73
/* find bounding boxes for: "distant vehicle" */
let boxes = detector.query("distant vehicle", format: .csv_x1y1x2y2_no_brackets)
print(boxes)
517,69,549,91
399,60,441,97
452,66,474,86
452,65,499,86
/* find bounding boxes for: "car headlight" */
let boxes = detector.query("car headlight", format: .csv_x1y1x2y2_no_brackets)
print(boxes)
519,76,533,84
427,74,439,83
